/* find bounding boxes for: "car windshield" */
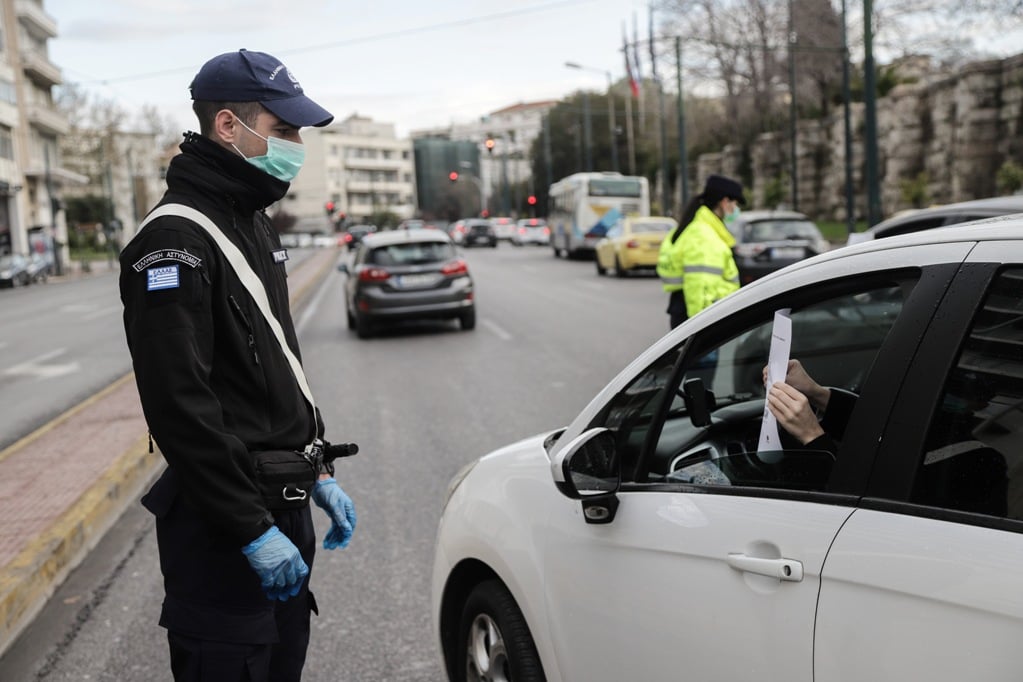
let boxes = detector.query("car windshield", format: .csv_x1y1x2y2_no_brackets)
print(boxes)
368,242,455,265
744,219,821,242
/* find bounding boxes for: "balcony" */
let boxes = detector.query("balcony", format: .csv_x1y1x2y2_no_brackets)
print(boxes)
26,104,68,136
16,1,57,39
342,156,408,171
21,49,61,87
344,179,408,193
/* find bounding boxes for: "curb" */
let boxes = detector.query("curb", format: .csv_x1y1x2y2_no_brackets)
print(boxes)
0,246,341,658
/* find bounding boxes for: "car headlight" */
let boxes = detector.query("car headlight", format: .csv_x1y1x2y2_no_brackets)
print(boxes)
442,457,480,512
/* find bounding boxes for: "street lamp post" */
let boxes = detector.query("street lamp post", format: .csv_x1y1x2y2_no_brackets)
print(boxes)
565,61,617,172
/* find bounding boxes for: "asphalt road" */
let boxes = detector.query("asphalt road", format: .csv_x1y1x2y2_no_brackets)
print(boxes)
0,243,668,681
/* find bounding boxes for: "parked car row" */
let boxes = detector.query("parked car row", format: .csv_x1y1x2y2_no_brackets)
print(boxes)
0,253,51,288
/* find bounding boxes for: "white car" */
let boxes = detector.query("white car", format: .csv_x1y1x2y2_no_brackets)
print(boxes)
511,218,550,246
433,218,1023,681
490,216,516,242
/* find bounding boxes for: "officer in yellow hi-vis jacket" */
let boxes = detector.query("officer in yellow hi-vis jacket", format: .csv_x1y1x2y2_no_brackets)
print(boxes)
657,174,745,328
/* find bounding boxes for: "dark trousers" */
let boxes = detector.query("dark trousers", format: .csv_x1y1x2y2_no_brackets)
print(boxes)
144,472,317,682
667,290,688,329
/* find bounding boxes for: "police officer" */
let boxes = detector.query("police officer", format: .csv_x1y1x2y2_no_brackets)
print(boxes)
657,174,745,328
119,50,356,682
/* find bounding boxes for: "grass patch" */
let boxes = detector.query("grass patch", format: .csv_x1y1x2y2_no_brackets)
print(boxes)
817,220,868,243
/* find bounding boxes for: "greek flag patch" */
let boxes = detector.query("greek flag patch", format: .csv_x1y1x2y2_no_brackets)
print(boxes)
147,265,180,291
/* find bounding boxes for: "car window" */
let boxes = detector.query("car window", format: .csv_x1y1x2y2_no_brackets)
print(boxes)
368,242,455,265
875,215,947,239
605,225,623,239
745,220,821,242
911,267,1023,519
596,276,916,491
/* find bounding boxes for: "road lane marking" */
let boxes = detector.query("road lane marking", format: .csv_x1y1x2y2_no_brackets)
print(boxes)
482,318,513,341
4,348,80,379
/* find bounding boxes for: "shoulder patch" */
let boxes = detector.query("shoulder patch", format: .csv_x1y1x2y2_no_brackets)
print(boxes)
132,249,202,272
271,248,289,264
147,265,180,291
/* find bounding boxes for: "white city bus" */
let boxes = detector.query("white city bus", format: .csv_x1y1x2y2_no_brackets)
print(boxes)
547,172,651,258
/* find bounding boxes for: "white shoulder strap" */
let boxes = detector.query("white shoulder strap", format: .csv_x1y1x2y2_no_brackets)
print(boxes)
135,204,316,414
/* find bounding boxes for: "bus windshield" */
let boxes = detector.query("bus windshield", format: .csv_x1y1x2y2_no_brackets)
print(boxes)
588,178,643,198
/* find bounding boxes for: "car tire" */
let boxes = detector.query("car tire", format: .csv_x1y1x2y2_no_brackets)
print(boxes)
459,308,476,331
346,306,356,330
354,313,374,339
595,258,606,276
457,580,544,682
615,256,627,278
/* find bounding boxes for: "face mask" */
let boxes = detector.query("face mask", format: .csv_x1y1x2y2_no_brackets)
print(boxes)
725,204,741,224
231,116,305,182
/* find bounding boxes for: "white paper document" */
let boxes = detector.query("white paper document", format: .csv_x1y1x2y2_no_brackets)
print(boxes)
757,309,792,454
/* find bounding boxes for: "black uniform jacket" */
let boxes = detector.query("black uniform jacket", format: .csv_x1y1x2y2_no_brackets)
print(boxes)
120,133,321,547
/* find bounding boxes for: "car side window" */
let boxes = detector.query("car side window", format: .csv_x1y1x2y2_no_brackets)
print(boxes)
911,267,1023,519
597,277,915,491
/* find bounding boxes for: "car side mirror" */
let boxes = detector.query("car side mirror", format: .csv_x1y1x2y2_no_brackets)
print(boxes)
682,377,715,427
553,427,621,524
337,263,349,274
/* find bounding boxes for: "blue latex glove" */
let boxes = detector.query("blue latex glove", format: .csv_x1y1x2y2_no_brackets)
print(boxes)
311,477,357,550
241,526,309,601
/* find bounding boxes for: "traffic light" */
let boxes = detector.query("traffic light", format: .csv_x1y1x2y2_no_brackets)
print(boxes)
527,195,537,206
325,201,335,215
485,138,495,155
448,171,459,183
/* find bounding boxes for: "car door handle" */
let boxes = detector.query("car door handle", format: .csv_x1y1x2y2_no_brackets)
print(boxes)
726,553,804,582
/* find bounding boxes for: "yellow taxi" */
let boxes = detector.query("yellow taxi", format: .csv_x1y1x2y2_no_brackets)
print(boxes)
594,215,677,276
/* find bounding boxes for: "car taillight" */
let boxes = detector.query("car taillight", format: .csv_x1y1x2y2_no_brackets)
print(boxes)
626,239,640,249
543,227,550,235
519,227,527,234
442,259,468,276
343,233,353,243
357,266,391,282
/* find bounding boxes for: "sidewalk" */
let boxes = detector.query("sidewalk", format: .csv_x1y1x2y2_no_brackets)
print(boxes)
0,247,342,657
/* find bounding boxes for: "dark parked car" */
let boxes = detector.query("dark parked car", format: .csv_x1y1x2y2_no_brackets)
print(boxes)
728,210,829,285
461,219,497,248
26,253,52,283
0,253,31,287
338,229,475,338
847,195,1023,244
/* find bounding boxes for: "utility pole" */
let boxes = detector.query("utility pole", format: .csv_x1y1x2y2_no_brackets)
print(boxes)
841,0,855,234
787,0,799,211
863,0,882,226
675,36,689,206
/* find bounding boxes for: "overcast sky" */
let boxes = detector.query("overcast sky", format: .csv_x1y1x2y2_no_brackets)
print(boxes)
46,0,650,138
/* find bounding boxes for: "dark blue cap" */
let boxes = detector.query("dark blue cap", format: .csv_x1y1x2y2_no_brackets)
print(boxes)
189,49,333,127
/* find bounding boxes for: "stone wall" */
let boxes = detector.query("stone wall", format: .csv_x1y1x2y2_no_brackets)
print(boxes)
695,52,1023,222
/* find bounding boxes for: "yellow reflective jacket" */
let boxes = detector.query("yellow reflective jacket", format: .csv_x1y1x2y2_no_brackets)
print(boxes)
659,205,739,317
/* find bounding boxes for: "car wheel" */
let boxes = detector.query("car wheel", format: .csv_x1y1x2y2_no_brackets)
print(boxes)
460,308,476,331
354,313,374,339
457,580,544,682
595,257,606,276
615,256,627,278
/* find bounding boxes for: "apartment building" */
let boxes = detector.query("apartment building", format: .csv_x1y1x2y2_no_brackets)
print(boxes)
286,114,416,229
0,0,83,271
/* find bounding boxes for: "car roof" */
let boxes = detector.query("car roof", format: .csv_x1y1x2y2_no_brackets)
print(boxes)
735,210,812,222
867,195,1023,234
361,228,452,247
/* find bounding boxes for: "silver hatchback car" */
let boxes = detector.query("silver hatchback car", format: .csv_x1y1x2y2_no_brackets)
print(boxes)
338,229,475,338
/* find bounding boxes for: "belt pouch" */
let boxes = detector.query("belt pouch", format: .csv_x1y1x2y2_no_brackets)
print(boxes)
252,450,317,511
